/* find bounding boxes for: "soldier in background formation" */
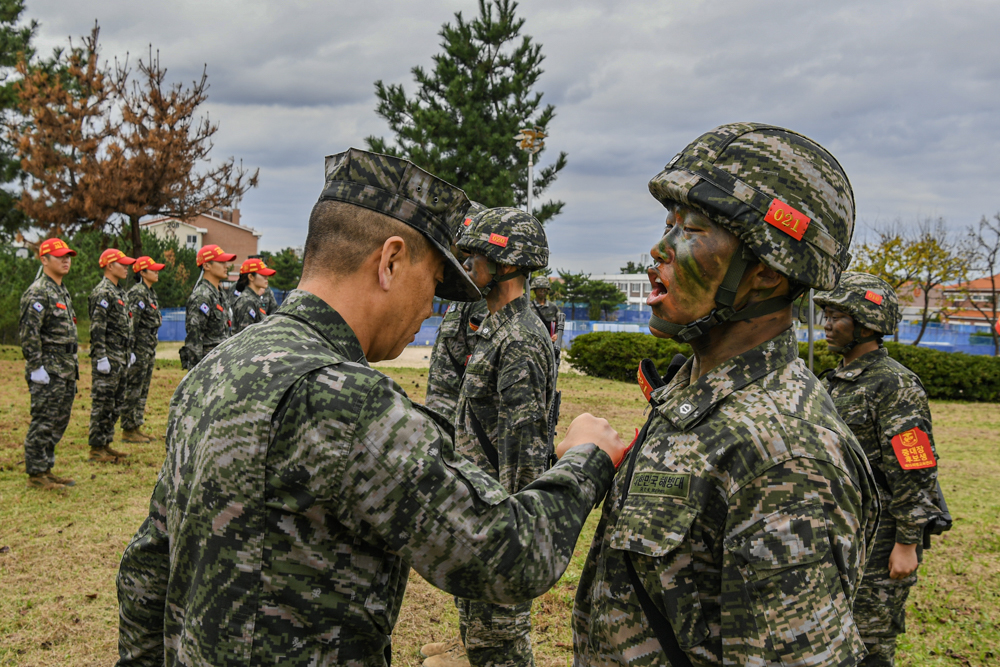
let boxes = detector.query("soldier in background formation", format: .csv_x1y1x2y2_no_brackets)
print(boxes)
816,273,947,667
230,258,277,334
424,208,556,667
179,244,236,370
121,256,165,444
88,249,136,463
529,275,564,368
115,149,626,666
19,238,80,490
425,201,489,420
572,123,878,666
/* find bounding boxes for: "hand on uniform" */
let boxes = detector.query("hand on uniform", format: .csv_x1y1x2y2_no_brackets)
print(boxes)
889,542,920,579
556,413,629,468
30,366,50,385
129,352,136,367
96,357,111,374
550,333,558,342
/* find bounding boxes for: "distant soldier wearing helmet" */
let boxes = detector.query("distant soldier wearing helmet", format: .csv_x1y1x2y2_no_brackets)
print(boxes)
572,123,879,666
422,208,556,667
815,272,945,667
121,256,165,444
529,275,564,368
179,244,237,370
425,202,490,420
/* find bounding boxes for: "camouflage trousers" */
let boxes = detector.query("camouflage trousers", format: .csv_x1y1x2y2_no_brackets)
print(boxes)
859,638,897,667
89,358,127,449
120,353,155,431
24,374,76,475
456,597,533,667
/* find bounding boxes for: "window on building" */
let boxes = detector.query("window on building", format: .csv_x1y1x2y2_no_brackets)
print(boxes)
186,235,197,249
630,282,641,297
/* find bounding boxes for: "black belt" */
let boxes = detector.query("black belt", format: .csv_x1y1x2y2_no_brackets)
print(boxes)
43,342,78,353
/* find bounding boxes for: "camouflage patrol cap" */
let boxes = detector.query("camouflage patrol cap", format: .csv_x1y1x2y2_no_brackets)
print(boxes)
814,272,901,335
530,275,551,291
320,148,480,301
648,122,855,290
457,207,549,270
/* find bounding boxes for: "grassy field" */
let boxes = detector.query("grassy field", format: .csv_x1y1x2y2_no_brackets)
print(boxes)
0,344,997,666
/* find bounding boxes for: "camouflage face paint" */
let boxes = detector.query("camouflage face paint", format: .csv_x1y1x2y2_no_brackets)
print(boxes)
822,306,855,353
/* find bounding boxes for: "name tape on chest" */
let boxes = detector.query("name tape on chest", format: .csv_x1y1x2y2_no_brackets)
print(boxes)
117,299,124,306
891,427,936,470
32,302,43,312
629,471,690,499
199,303,210,315
216,304,224,312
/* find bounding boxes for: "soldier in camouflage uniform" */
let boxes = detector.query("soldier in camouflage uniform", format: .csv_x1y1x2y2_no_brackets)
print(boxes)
121,256,165,443
233,255,281,314
115,149,628,667
179,244,236,370
89,248,136,463
19,237,80,490
426,201,489,420
529,275,564,368
425,208,555,667
815,273,944,667
230,258,277,334
572,123,879,666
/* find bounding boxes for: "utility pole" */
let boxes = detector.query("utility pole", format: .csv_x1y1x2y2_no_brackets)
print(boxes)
513,127,546,215
808,288,815,372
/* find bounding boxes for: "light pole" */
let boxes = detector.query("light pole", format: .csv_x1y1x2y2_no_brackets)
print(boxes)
513,127,546,215
808,287,815,372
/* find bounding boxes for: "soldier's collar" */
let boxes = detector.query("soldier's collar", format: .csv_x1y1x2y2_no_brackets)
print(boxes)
830,346,888,381
476,293,529,339
275,289,368,366
657,328,799,430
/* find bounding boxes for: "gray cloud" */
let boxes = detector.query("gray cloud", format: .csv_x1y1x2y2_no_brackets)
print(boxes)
24,0,1000,272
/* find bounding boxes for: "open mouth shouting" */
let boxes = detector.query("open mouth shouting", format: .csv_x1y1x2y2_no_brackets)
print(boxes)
647,266,669,306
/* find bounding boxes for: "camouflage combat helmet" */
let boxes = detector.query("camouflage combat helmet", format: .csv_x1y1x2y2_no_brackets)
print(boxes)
814,272,901,352
319,148,480,301
645,122,856,342
530,275,552,291
457,207,548,296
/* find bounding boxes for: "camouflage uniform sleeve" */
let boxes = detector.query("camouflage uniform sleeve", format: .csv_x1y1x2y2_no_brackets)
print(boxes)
19,286,44,371
90,286,109,360
116,468,170,666
183,290,208,362
876,377,940,545
230,295,251,334
722,457,867,664
497,340,552,492
290,370,613,603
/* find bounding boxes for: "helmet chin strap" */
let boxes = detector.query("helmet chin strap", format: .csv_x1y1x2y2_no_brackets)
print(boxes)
478,260,526,297
828,320,879,356
648,242,799,343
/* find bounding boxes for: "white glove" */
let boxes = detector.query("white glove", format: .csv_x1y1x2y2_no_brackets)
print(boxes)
96,357,111,374
129,352,136,367
30,366,50,384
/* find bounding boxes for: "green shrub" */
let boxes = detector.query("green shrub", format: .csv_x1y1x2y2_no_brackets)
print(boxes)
570,332,1000,402
566,332,691,383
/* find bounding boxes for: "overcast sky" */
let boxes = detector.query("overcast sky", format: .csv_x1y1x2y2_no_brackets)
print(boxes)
25,0,1000,273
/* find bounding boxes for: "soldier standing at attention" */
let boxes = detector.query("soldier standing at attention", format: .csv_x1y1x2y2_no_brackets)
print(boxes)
423,208,556,667
572,123,879,666
19,237,80,490
121,256,165,444
230,257,277,334
115,149,627,666
89,248,136,463
425,201,489,420
232,255,281,314
529,275,564,368
815,273,945,667
179,244,236,370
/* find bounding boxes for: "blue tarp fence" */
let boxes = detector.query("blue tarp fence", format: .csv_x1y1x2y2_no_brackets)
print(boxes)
158,298,998,356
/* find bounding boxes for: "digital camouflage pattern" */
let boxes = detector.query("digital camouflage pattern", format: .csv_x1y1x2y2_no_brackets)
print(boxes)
425,299,490,420
452,293,556,666
122,281,162,431
648,123,855,290
458,208,549,271
824,347,942,659
231,289,267,334
89,277,134,449
261,286,278,316
530,300,564,367
320,148,479,301
573,328,879,666
180,278,230,369
116,289,615,667
814,272,902,336
24,375,77,475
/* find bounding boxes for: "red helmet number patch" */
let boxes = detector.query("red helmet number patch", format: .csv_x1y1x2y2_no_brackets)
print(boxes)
764,199,810,241
488,233,508,247
865,290,883,305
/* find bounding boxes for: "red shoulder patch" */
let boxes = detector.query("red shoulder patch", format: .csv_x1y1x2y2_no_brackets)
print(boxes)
151,304,157,309
488,233,509,247
117,299,124,306
637,365,654,403
55,303,67,310
865,290,883,305
891,427,936,470
763,198,810,241
216,304,224,312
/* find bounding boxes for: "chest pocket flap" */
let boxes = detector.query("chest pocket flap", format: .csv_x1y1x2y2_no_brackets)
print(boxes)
439,314,462,338
610,495,699,557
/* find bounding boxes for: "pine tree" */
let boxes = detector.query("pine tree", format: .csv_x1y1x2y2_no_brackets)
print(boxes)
0,0,36,241
366,0,567,223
